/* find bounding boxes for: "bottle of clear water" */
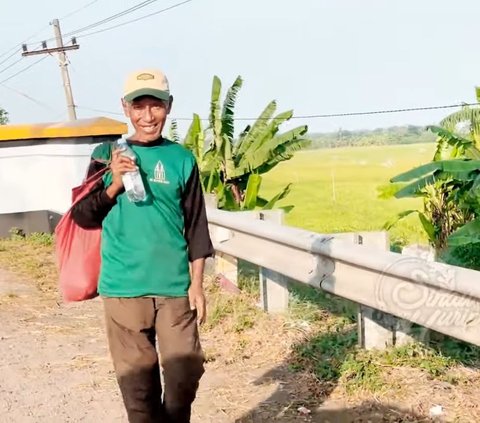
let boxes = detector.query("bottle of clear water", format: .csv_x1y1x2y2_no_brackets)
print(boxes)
116,139,147,202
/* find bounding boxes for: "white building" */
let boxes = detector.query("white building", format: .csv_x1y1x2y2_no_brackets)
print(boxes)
0,117,127,237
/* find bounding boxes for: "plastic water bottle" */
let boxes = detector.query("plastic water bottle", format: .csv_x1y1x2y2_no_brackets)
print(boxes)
116,139,147,202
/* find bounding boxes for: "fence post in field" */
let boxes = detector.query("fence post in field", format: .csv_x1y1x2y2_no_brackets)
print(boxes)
258,210,289,313
356,231,398,350
205,194,239,290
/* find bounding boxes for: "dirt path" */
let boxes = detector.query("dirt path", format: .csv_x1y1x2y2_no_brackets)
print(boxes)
0,269,289,423
3,267,479,422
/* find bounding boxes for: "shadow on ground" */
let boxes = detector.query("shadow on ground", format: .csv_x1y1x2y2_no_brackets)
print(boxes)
232,286,431,421
236,400,429,422
232,260,480,422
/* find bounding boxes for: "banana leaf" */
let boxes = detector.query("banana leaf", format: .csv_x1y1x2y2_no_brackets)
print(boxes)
209,76,223,151
235,101,277,157
448,218,480,247
237,125,308,173
441,160,480,173
243,174,262,210
242,138,311,177
221,76,242,141
394,174,438,198
263,183,292,210
256,196,268,207
390,162,440,182
384,210,436,243
377,182,408,199
169,119,180,143
391,159,480,183
184,114,203,161
430,124,480,160
418,213,436,243
241,109,294,158
384,210,419,230
279,205,295,214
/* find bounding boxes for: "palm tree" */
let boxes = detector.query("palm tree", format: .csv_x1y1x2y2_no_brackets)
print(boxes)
181,75,311,211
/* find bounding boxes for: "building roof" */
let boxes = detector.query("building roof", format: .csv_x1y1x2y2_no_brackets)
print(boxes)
0,117,128,142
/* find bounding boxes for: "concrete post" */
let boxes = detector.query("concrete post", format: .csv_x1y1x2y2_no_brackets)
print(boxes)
258,210,289,313
205,194,240,290
395,244,435,345
355,232,397,350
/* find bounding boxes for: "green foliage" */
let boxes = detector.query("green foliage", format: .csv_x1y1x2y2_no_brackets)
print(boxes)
6,229,53,246
310,125,436,149
0,106,8,125
203,274,261,333
176,75,311,211
340,351,384,393
169,119,180,143
439,106,480,146
286,280,480,395
8,227,25,240
380,96,480,256
294,329,358,381
429,125,480,160
438,242,480,271
27,232,54,247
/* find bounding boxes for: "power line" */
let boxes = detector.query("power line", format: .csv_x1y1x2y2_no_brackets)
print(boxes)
0,49,21,69
61,0,101,20
78,0,194,39
78,102,480,121
0,57,27,77
0,1,98,60
77,106,123,116
64,0,160,37
0,83,57,112
0,0,98,68
27,0,161,46
0,56,47,85
0,26,50,62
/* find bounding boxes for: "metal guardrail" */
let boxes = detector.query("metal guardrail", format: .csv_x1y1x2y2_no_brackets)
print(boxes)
207,207,480,348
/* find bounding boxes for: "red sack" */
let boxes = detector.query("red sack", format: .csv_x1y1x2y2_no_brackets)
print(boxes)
55,165,109,302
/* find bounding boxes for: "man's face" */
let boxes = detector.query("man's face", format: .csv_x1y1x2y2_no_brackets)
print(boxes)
122,95,172,142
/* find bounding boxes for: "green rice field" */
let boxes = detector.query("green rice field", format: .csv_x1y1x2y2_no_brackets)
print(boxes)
261,143,436,247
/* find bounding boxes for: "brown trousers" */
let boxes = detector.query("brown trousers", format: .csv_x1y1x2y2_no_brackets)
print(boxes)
103,297,205,423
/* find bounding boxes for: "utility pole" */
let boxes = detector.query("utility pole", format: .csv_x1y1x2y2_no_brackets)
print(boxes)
22,19,79,120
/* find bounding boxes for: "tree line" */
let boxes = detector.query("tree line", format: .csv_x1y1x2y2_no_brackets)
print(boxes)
309,125,436,149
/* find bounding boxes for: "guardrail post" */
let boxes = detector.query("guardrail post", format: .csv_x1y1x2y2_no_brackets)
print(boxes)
205,194,239,290
355,232,397,350
395,244,434,345
258,210,289,313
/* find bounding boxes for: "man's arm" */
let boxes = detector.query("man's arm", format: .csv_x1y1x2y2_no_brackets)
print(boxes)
71,160,118,229
72,148,135,229
189,258,206,324
182,164,215,261
182,164,214,325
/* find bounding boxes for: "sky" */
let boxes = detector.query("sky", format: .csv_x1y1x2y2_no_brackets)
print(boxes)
0,0,478,135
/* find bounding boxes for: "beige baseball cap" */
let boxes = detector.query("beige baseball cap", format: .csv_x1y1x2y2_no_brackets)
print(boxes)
123,68,170,102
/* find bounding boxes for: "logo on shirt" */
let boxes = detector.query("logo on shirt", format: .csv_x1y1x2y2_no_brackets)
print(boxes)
150,161,170,184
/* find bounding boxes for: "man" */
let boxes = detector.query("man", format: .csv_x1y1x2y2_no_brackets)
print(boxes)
72,68,213,423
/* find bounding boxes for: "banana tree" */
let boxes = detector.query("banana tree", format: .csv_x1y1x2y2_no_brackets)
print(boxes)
380,125,480,252
180,75,311,211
